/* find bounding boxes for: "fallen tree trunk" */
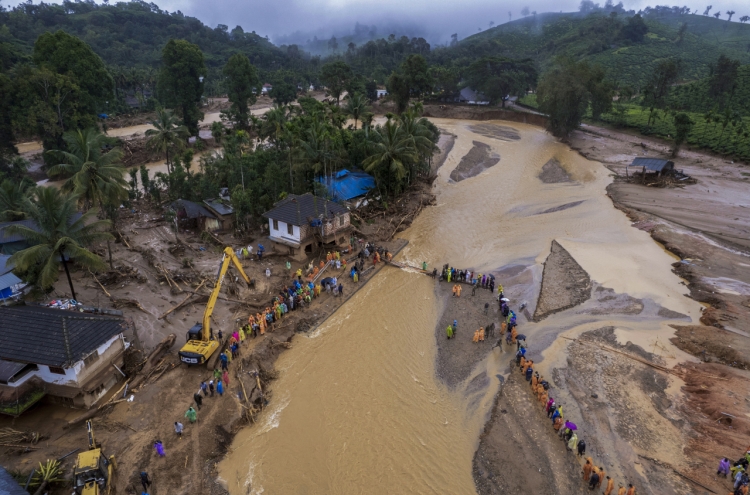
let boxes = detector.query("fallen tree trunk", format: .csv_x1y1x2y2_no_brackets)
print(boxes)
159,280,206,319
129,334,176,390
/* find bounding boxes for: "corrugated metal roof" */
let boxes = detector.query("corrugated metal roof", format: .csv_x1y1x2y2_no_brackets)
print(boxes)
628,157,674,172
0,465,28,495
204,199,234,216
316,169,375,201
262,193,348,226
0,272,21,290
0,306,125,367
0,255,13,276
169,199,216,220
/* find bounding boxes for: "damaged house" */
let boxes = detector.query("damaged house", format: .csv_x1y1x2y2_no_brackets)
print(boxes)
262,193,352,260
0,306,128,415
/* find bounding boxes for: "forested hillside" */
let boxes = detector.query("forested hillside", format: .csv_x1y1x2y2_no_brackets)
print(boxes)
434,9,750,89
0,0,288,69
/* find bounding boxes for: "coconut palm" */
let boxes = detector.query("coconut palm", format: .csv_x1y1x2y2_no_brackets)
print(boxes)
47,128,128,268
47,129,129,209
0,180,31,221
6,187,113,300
399,107,438,180
343,93,371,129
145,108,189,174
363,120,417,196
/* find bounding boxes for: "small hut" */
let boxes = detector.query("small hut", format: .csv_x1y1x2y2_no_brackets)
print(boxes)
627,157,674,181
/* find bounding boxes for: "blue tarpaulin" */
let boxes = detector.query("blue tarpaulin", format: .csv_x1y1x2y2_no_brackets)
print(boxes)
316,169,375,201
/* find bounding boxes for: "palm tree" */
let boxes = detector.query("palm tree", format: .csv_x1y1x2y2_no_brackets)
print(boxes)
6,187,113,300
145,108,189,174
363,120,417,196
399,108,438,180
47,128,128,269
343,93,370,129
0,180,31,221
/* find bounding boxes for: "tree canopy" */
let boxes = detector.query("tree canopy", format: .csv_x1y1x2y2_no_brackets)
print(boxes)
157,39,206,135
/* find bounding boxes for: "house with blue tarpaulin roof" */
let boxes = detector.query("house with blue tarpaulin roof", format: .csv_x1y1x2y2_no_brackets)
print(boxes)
316,169,375,202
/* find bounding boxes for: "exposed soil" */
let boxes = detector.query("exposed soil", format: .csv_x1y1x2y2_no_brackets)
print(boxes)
433,281,500,387
449,141,500,182
567,123,750,494
670,324,750,369
473,368,588,495
0,173,423,495
538,158,574,184
676,361,750,493
551,327,692,495
533,240,592,321
421,103,550,128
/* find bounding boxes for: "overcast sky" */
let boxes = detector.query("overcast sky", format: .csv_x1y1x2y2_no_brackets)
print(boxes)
4,0,749,45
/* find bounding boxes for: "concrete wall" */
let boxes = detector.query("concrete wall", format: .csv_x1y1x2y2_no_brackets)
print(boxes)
269,219,301,243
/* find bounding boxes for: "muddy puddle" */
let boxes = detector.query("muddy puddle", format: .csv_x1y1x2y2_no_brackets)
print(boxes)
218,119,702,494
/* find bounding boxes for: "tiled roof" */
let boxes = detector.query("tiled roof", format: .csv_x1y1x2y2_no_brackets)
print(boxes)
262,193,348,227
0,306,125,367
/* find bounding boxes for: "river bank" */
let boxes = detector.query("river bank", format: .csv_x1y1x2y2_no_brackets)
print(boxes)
4,112,746,495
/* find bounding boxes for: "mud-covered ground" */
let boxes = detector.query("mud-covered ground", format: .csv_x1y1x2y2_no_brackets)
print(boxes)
473,369,588,495
449,140,500,182
533,240,591,321
567,123,750,494
433,281,500,387
0,193,415,495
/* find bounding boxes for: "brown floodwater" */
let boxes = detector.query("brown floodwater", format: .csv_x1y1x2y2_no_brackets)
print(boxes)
218,119,701,494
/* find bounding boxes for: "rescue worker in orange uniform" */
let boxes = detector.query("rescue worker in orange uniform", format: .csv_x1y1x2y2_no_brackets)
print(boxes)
604,476,615,495
583,458,593,481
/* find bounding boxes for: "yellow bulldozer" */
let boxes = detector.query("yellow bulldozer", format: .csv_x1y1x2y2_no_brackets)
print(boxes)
73,420,116,494
178,246,253,365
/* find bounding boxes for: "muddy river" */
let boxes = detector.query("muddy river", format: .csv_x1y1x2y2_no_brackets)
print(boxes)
215,119,700,494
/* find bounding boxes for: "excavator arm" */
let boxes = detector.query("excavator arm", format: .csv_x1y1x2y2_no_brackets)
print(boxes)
179,246,252,365
201,247,253,342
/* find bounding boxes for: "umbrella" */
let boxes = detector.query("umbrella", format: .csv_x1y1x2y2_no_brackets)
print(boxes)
516,334,527,341
501,298,510,302
564,421,577,431
320,277,334,286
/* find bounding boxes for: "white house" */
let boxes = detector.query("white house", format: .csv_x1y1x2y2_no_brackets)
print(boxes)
261,83,273,94
262,193,352,260
0,305,128,414
376,89,388,99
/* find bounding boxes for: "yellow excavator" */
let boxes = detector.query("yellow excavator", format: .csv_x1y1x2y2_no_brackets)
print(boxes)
73,420,116,494
178,246,252,365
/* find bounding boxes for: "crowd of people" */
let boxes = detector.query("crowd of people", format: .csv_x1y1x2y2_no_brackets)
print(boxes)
437,260,640,494
717,450,750,494
514,327,636,494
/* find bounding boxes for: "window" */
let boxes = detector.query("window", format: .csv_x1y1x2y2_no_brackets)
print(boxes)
49,366,66,375
287,223,294,235
83,350,99,366
273,219,279,231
